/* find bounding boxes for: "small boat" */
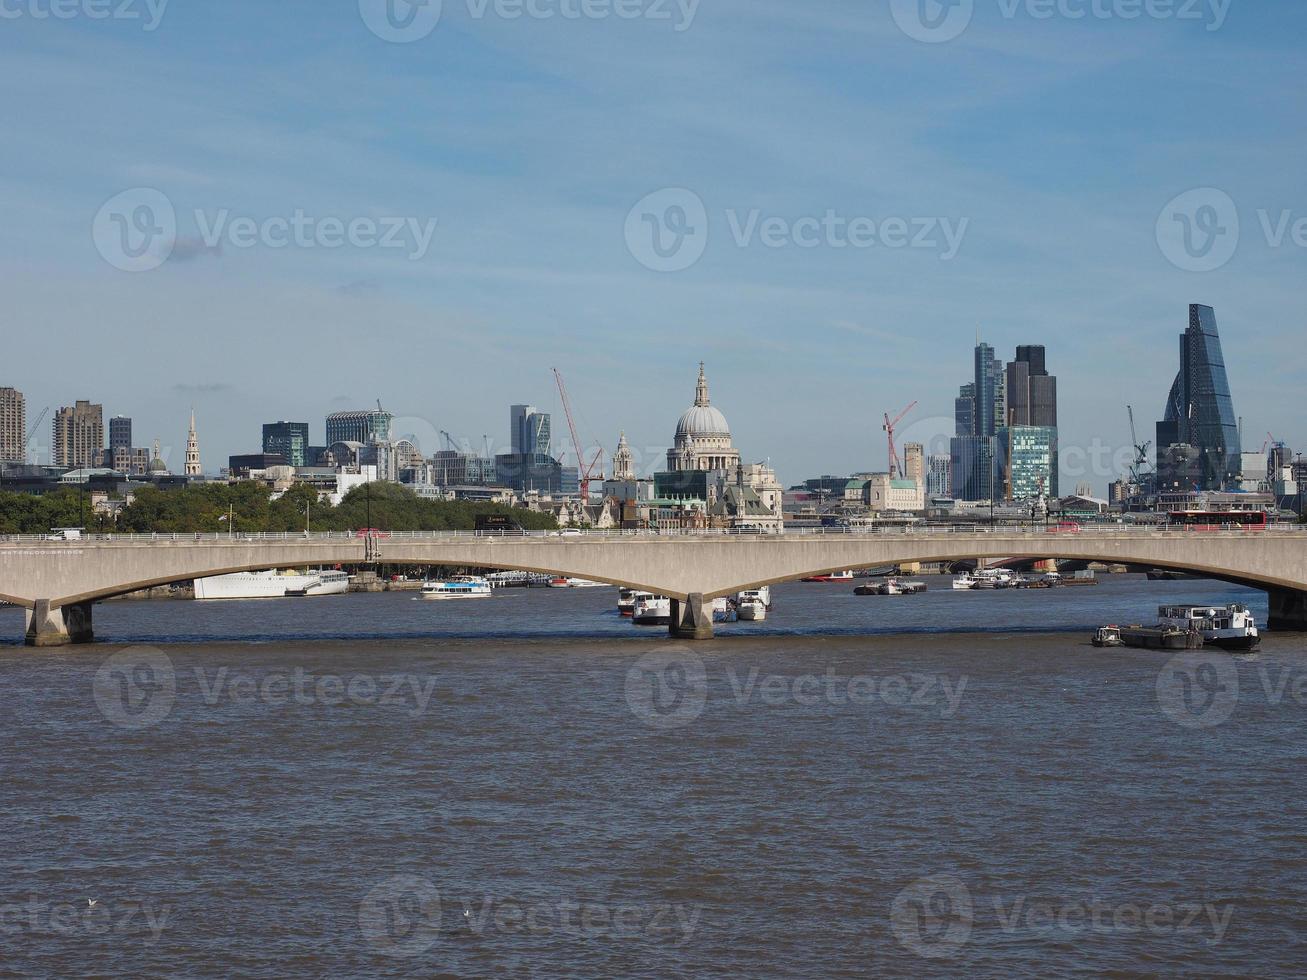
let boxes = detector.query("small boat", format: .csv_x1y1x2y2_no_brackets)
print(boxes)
712,597,733,623
420,575,493,599
1158,603,1261,651
802,570,854,583
1092,626,1124,647
952,574,977,590
632,595,672,626
736,587,770,622
856,579,927,596
548,577,605,588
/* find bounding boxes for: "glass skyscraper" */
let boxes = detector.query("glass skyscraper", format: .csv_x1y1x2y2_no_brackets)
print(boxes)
1155,304,1241,491
263,421,310,467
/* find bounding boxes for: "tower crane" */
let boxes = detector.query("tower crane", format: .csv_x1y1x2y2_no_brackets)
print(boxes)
552,368,605,502
25,406,49,463
883,401,917,479
1127,405,1152,483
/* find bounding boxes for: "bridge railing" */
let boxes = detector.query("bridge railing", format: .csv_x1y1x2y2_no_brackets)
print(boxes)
1,523,1304,545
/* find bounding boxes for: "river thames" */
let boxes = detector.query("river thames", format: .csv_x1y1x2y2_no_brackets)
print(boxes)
3,575,1305,976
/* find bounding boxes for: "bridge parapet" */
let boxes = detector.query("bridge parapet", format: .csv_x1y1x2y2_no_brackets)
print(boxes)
3,526,1306,644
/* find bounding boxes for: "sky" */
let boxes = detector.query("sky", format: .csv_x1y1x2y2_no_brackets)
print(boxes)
1,0,1303,492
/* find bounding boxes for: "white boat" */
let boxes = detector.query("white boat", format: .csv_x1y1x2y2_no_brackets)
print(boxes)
952,574,977,590
971,568,1016,589
194,568,344,600
1157,603,1260,651
549,577,605,589
420,575,493,599
285,569,350,597
632,595,672,625
711,596,732,622
618,588,653,617
735,586,772,621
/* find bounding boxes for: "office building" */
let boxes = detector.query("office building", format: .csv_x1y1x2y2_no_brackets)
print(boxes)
995,425,1057,500
263,421,310,467
510,405,552,457
108,416,132,452
926,454,951,499
1155,304,1242,491
326,408,392,447
0,387,25,463
53,401,103,469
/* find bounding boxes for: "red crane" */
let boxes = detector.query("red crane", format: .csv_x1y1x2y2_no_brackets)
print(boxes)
883,401,918,478
552,368,605,501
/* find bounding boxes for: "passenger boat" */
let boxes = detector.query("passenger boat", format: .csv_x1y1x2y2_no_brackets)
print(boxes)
736,587,771,622
855,579,927,596
283,570,350,597
194,568,347,600
420,575,493,599
1157,603,1261,651
548,577,604,588
802,570,854,583
632,595,672,625
971,568,1016,589
618,588,653,617
952,573,977,590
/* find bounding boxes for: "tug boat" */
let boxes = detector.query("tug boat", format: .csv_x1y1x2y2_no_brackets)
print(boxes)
420,575,493,599
1157,603,1261,651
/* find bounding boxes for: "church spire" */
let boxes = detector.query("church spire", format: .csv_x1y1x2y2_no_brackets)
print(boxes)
184,407,201,477
695,361,710,407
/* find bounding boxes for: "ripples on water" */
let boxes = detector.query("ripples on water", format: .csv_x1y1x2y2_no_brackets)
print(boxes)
2,576,1305,976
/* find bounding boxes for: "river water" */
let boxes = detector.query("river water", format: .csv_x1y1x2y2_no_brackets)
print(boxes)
3,574,1306,976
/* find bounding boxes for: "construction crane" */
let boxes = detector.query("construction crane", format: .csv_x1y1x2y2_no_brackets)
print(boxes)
883,401,917,479
25,406,49,463
1127,405,1152,483
552,368,605,502
440,430,457,452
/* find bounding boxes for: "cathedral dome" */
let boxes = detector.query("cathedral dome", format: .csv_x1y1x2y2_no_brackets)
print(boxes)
675,363,731,440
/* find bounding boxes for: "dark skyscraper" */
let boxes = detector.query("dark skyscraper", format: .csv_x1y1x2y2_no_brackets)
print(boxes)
1155,304,1241,491
263,421,310,467
109,416,132,452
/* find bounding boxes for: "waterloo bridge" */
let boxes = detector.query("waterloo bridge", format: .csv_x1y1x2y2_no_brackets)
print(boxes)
2,526,1307,645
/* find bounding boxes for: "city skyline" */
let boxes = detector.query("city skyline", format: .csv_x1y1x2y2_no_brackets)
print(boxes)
1,2,1302,485
0,303,1277,493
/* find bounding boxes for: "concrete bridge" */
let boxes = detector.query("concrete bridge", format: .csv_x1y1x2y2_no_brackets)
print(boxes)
3,526,1306,645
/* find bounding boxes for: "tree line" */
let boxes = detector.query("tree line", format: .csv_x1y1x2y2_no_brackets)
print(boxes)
0,482,558,535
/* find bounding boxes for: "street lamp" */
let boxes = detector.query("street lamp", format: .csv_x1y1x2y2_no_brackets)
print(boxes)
1297,453,1303,521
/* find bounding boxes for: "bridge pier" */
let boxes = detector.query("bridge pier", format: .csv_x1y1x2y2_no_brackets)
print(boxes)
669,593,714,640
1268,589,1307,631
24,600,94,647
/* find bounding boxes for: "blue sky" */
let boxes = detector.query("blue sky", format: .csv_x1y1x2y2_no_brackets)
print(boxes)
1,0,1303,489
